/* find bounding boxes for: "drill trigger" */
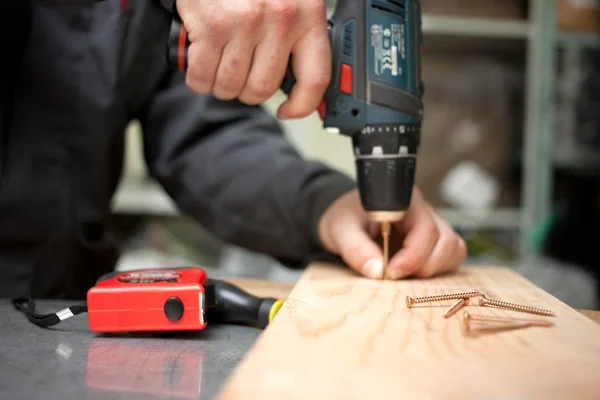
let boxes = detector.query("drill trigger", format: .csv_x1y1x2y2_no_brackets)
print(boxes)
317,99,327,121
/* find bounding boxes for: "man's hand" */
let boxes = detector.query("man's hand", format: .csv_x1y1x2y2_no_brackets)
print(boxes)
175,0,331,119
318,188,467,280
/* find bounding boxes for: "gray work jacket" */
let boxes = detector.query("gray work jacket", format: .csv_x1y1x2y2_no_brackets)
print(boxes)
0,0,355,298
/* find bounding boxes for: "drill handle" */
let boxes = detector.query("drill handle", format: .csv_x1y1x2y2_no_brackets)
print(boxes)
167,13,190,72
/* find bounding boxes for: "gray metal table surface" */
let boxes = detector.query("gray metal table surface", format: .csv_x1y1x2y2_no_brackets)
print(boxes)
0,299,262,400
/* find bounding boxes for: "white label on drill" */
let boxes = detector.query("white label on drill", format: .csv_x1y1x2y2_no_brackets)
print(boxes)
371,23,404,77
392,23,405,77
391,45,398,76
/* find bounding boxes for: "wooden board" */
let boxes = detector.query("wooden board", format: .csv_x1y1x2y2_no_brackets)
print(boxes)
223,275,600,325
217,263,600,400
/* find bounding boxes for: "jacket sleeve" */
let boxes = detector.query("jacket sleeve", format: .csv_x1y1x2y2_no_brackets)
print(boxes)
156,0,175,12
136,71,356,264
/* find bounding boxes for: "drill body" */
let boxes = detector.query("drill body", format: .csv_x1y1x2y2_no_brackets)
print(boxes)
322,0,424,222
167,0,424,223
279,0,424,223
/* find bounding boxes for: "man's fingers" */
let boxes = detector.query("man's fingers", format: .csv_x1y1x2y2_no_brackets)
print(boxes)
276,24,331,119
211,5,262,100
385,191,439,280
213,35,257,101
180,4,231,94
177,0,332,111
441,232,467,274
448,239,467,273
185,40,224,94
238,1,298,105
428,207,467,275
237,37,291,105
412,211,465,279
335,221,384,280
316,190,384,280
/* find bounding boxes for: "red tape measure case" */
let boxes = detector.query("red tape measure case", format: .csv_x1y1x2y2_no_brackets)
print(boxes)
86,267,208,333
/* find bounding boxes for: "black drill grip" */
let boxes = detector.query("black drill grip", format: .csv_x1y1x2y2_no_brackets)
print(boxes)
167,14,190,72
205,279,281,329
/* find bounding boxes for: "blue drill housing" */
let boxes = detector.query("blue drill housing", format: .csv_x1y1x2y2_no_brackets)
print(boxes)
323,0,423,135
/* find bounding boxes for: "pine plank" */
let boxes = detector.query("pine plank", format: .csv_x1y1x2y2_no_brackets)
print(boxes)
217,263,600,400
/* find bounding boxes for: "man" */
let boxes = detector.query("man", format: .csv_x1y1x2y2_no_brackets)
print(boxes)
0,0,466,299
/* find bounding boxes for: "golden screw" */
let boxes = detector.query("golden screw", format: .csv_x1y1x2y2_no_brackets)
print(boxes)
443,298,468,318
381,221,391,280
406,291,480,308
463,311,533,334
477,294,555,317
465,313,553,327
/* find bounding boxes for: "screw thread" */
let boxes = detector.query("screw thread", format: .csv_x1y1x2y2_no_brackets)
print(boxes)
469,322,533,333
483,298,554,317
469,314,553,327
413,291,479,304
407,291,479,308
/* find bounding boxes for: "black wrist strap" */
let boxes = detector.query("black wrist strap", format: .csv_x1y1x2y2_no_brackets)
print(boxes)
11,297,87,328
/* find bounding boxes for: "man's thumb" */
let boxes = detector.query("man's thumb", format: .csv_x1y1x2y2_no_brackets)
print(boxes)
337,227,384,279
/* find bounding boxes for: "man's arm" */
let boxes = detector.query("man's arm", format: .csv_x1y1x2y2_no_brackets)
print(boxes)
137,71,356,263
157,0,175,11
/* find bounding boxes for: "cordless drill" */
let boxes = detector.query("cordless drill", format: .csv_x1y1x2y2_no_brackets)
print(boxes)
167,0,424,277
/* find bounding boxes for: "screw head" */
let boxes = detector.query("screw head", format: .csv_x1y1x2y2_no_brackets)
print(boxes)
478,295,487,306
463,311,472,322
406,296,413,308
463,311,472,333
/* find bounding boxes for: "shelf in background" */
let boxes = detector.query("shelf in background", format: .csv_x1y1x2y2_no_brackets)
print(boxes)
112,180,523,230
557,32,600,48
437,208,523,230
422,15,531,39
324,9,532,39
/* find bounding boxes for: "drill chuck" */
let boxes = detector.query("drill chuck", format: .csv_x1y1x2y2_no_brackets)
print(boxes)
353,125,419,221
356,156,415,220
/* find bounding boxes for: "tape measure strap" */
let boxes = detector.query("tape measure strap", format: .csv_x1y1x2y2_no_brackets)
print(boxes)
11,297,87,328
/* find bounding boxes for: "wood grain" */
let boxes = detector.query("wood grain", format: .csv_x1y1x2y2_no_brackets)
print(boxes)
217,263,600,400
222,276,600,325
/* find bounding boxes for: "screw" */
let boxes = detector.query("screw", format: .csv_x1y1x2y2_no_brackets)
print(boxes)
406,291,480,308
443,298,468,318
465,313,553,327
477,294,555,317
463,311,533,334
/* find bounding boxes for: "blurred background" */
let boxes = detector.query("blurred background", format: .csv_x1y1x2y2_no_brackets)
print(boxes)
110,0,600,309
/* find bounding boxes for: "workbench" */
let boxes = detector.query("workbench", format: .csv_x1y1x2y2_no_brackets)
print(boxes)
0,298,259,400
1,277,599,400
